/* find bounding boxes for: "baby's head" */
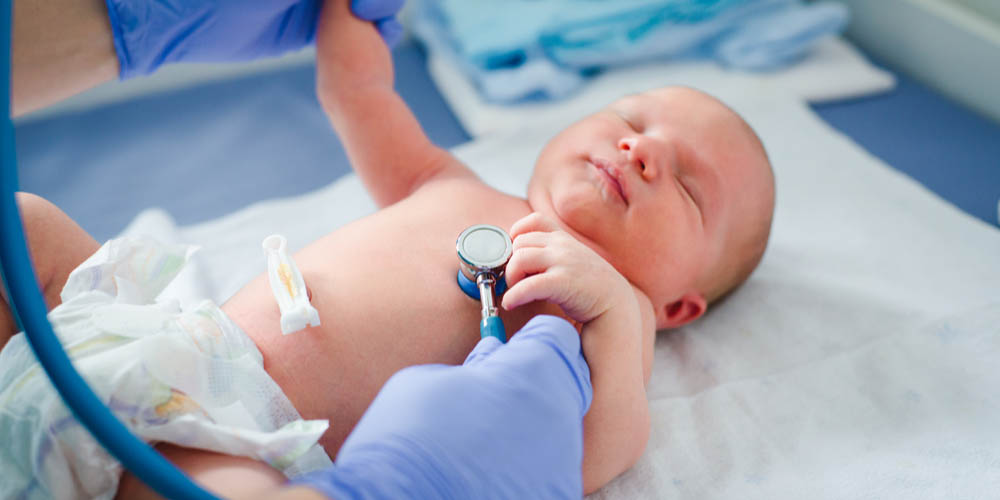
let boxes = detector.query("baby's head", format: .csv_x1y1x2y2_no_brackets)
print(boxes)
527,86,775,329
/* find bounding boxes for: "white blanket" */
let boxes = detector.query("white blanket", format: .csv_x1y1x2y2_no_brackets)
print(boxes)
121,83,1000,499
422,36,896,137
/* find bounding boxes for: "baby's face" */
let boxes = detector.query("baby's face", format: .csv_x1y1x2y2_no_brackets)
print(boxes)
527,87,771,328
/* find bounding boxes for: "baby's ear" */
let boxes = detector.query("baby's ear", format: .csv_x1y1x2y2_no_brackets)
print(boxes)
655,293,707,330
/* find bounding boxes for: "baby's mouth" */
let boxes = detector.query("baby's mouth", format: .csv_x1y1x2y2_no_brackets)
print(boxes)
590,158,628,206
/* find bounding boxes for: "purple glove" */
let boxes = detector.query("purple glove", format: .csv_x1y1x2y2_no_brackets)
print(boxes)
351,0,406,48
291,315,593,499
106,0,406,79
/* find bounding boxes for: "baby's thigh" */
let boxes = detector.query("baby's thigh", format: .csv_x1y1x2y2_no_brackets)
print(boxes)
1,192,99,344
115,444,286,499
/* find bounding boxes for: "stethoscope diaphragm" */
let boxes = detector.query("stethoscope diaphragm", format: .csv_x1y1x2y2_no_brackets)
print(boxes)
455,224,512,342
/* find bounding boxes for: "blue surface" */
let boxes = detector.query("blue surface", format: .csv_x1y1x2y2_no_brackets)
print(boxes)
14,39,1000,244
811,66,1000,228
15,41,468,241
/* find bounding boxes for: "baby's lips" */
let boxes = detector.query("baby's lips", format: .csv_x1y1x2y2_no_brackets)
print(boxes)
592,157,629,204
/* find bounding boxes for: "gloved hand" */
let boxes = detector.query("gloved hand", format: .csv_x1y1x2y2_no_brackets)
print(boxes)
291,315,593,499
106,0,405,79
351,0,406,48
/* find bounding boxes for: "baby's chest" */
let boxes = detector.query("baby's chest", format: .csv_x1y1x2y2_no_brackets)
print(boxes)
304,186,533,358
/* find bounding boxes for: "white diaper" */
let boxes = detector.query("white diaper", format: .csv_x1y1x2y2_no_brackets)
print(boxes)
0,237,331,500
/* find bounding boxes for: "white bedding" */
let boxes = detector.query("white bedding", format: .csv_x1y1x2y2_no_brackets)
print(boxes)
121,82,1000,499
420,36,897,137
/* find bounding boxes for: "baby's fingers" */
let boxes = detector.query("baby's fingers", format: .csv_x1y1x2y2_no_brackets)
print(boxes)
504,247,550,288
511,231,553,252
509,212,560,240
502,273,562,311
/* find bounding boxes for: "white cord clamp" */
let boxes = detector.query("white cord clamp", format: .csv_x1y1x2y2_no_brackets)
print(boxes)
262,235,320,335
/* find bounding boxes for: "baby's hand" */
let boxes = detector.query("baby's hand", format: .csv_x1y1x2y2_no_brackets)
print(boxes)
502,213,633,325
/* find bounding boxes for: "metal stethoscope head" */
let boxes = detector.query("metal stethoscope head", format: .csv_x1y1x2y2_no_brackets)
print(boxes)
456,224,512,342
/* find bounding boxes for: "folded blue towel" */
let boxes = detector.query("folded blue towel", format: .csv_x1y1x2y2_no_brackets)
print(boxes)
714,2,849,70
431,0,744,68
410,0,849,102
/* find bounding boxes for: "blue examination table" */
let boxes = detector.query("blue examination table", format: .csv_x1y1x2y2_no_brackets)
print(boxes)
14,40,1000,241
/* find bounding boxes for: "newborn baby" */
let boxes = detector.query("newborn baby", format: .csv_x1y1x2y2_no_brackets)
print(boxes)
0,1,774,497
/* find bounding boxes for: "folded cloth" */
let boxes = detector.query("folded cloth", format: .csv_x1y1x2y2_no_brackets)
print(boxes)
409,0,848,102
0,236,331,500
714,2,850,70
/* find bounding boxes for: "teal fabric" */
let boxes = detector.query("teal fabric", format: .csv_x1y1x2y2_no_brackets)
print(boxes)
434,0,742,68
411,0,848,101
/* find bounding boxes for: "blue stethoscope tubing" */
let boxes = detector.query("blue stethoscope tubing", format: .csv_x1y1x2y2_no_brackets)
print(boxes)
481,315,506,343
456,270,507,342
0,3,216,498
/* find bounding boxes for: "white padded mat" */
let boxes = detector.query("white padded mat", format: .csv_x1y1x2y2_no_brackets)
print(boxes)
422,36,896,137
121,82,1000,499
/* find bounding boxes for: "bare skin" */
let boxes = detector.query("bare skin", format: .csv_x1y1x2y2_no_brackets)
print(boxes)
10,0,118,116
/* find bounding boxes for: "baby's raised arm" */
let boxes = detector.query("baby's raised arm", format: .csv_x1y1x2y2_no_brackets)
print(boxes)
315,0,473,207
503,213,654,494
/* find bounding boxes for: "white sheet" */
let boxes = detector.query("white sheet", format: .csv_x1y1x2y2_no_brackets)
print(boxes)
422,36,896,137
121,83,1000,499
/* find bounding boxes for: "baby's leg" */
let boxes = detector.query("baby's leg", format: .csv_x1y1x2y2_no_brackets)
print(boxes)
115,443,286,499
1,192,99,347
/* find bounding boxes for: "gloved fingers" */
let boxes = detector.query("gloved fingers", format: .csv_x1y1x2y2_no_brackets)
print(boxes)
350,0,406,20
375,17,405,47
463,336,503,367
296,0,324,45
483,316,593,416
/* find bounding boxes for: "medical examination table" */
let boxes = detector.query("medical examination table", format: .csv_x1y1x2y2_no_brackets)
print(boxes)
12,38,1000,499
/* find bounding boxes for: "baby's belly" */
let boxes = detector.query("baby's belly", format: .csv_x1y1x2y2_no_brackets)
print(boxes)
221,193,559,456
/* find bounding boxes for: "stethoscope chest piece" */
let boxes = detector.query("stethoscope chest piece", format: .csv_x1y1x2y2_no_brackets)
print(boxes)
456,224,512,342
457,224,512,279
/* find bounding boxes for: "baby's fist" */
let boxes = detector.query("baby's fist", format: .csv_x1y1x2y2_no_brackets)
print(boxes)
502,213,632,325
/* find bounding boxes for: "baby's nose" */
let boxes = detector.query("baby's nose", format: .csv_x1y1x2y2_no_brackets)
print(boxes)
617,136,657,181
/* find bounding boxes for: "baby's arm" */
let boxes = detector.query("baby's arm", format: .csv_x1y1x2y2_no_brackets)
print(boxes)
315,0,473,207
503,213,654,494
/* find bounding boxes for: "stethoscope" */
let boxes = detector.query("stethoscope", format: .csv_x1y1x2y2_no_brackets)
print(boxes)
456,224,513,342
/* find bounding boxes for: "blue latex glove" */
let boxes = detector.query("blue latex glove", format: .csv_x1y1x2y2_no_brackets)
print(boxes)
106,0,405,79
291,315,593,499
351,0,406,48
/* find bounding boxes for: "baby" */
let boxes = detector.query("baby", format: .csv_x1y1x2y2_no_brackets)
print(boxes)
0,0,774,497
